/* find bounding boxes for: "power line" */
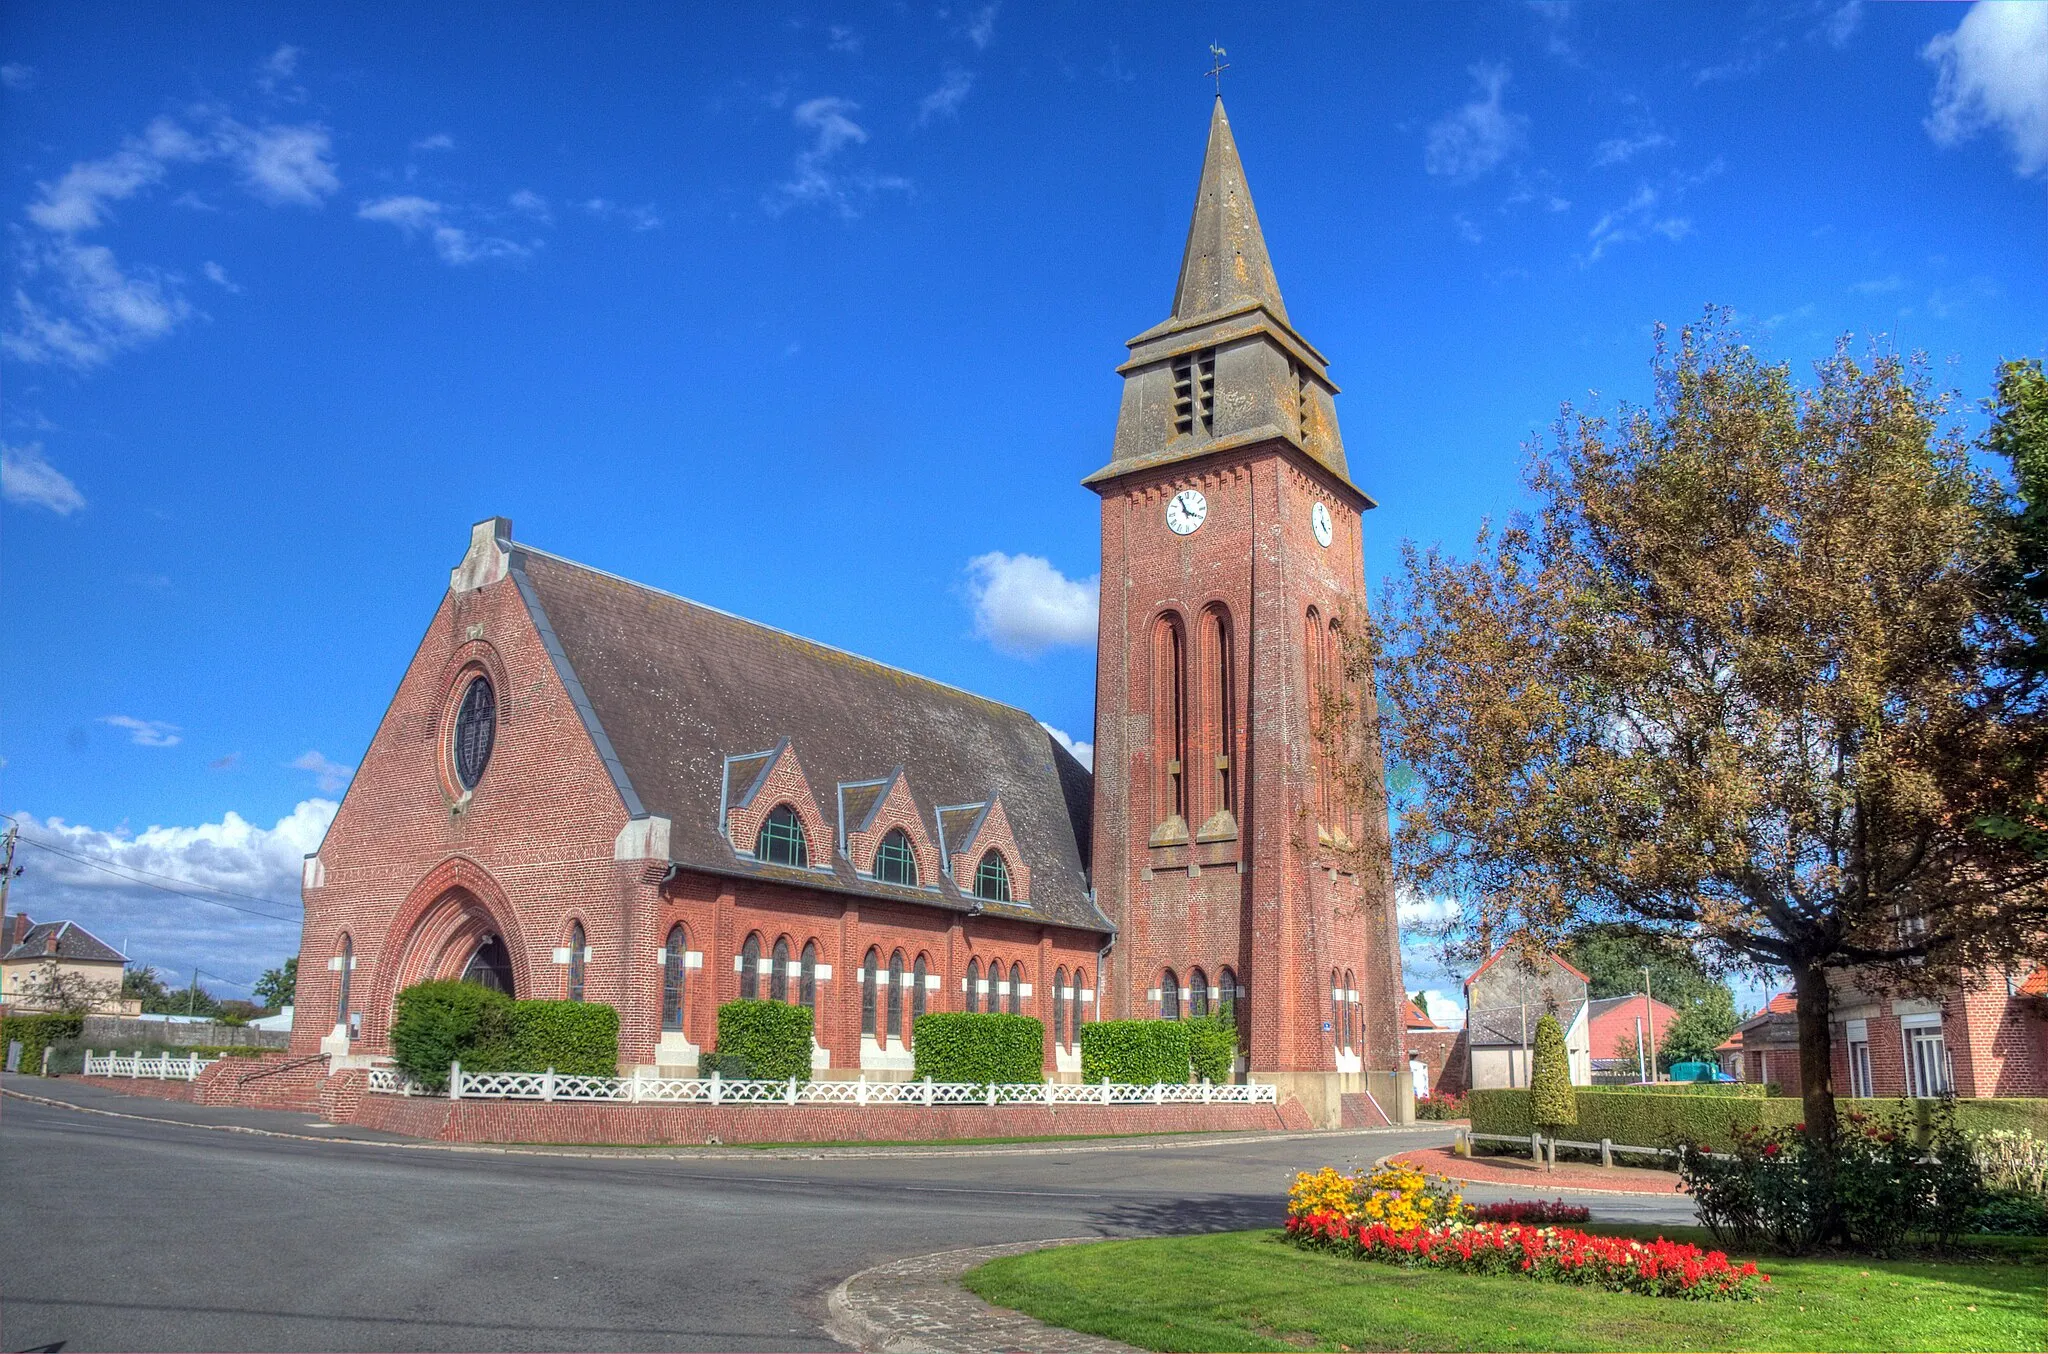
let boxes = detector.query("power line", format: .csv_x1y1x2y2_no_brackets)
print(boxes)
0,812,304,913
10,836,302,925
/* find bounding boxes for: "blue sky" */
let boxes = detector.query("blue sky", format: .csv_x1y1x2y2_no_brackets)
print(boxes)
3,2,2043,1015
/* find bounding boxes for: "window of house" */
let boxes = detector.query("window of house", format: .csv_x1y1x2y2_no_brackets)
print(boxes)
1071,967,1087,1046
861,948,880,1037
1161,969,1181,1021
1009,961,1024,1015
740,932,762,1001
1054,966,1068,1047
768,937,790,1002
1189,967,1210,1019
1330,970,1343,1051
1906,1023,1952,1097
973,851,1012,903
875,829,918,886
335,934,353,1027
1219,965,1239,1034
662,925,687,1032
1343,968,1357,1051
567,922,586,1002
966,958,981,1013
452,674,496,790
886,950,906,1041
799,940,818,1010
912,954,928,1027
1848,1038,1872,1098
756,804,809,867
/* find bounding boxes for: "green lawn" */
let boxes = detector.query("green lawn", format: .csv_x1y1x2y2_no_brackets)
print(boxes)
962,1229,2048,1353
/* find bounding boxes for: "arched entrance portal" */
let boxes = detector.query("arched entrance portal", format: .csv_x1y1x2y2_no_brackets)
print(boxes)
460,934,516,994
386,885,526,1005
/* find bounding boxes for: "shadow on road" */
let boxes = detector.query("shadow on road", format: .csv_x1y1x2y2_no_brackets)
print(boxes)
1084,1192,1279,1237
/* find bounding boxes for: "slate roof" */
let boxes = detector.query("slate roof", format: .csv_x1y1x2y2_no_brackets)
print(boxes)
510,545,1107,935
1,917,126,965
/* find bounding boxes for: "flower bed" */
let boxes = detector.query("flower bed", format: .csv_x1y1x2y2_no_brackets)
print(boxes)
1470,1198,1591,1225
1284,1211,1769,1301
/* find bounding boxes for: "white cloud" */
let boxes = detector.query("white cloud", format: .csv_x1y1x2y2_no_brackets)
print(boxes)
1040,722,1094,771
508,188,551,222
357,193,442,230
0,63,35,90
2,442,86,515
1580,161,1720,265
256,44,304,100
411,132,455,152
917,68,975,125
828,25,861,55
5,799,334,988
1417,988,1465,1028
1398,893,1462,927
965,3,999,50
5,240,193,369
1592,129,1673,167
224,121,338,205
1424,62,1527,182
580,198,663,230
25,117,206,235
288,750,355,793
202,260,241,293
765,96,911,217
1924,1,2048,178
1453,212,1483,244
357,195,530,265
964,552,1099,657
1819,1,1863,49
102,715,182,747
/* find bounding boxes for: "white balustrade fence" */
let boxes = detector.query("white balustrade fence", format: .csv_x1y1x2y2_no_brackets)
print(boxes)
363,1062,1279,1108
82,1051,217,1081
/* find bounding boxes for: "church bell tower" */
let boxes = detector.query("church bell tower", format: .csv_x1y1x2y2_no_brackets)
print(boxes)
1087,98,1408,1124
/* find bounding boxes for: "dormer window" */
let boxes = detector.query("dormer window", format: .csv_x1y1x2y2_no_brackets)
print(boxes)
972,851,1012,903
1172,348,1216,436
875,828,919,886
756,804,808,868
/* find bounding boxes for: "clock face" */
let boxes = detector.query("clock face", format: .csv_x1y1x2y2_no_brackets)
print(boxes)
1165,487,1208,536
1311,501,1334,548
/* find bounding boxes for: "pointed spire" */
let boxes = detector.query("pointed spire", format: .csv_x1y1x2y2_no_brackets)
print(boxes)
1171,98,1288,326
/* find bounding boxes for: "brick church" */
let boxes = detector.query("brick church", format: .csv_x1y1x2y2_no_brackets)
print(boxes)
289,99,1410,1124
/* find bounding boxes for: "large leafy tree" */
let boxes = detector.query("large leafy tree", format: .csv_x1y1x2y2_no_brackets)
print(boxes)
1978,358,2048,858
1560,922,1722,1005
254,957,298,1013
1359,315,2048,1140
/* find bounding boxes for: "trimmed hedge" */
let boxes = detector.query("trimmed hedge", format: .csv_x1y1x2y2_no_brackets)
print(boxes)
912,1012,1043,1085
711,999,813,1081
1187,1015,1238,1085
390,980,620,1089
1081,1018,1192,1085
480,1000,618,1079
1598,1081,1767,1097
2,1013,84,1076
1476,1088,2048,1153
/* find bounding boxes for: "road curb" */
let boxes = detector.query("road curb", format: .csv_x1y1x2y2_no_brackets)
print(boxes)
824,1238,1140,1354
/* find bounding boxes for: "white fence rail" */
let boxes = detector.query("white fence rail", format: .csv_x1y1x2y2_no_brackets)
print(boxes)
365,1062,1278,1108
1456,1127,1731,1166
82,1051,217,1081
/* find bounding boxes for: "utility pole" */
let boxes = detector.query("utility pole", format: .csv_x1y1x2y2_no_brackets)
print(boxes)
1642,965,1657,1082
0,823,20,916
189,966,199,1017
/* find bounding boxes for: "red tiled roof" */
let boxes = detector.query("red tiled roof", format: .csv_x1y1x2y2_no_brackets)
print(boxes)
1406,999,1437,1029
1765,991,1797,1014
2018,968,2048,998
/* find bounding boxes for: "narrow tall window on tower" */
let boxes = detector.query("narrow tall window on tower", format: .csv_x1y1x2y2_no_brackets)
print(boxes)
1292,359,1313,445
1307,606,1330,826
1328,617,1353,839
1153,612,1189,828
1171,348,1218,436
1200,605,1235,822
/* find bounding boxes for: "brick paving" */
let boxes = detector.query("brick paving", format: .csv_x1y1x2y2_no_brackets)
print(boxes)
1391,1144,1688,1195
826,1240,1141,1354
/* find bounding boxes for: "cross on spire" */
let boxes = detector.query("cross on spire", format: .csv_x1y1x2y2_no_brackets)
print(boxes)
1206,43,1229,97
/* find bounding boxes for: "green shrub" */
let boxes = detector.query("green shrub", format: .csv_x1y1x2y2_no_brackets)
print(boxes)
1470,1086,1802,1151
500,1000,617,1078
1529,1014,1576,1131
911,1013,1043,1085
390,980,513,1090
1080,1019,1191,1085
1,1013,83,1076
1186,1015,1237,1085
712,1000,813,1081
46,1038,268,1074
1602,1080,1767,1097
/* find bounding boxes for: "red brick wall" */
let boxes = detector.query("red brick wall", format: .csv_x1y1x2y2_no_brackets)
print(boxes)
70,1075,200,1103
1090,446,1404,1077
1827,972,2048,1099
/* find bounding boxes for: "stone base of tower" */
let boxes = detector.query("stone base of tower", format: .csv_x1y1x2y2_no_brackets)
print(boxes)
1254,1069,1415,1130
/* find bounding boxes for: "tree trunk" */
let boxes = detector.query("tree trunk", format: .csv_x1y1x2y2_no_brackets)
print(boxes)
1790,959,1838,1143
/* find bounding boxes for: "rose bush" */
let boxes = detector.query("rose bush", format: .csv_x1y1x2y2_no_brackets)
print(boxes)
1469,1198,1591,1225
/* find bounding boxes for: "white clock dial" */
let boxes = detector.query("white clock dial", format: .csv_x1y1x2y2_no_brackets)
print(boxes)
1165,488,1208,536
1311,501,1334,548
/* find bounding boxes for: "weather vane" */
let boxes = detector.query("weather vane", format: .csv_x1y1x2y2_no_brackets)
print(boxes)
1206,43,1229,96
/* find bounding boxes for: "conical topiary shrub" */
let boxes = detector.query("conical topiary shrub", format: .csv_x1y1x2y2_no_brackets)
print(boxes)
1529,1012,1576,1170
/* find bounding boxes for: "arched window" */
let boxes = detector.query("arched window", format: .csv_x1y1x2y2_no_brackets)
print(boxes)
912,954,928,1029
1070,967,1086,1047
462,935,514,993
1330,970,1344,1051
1152,612,1188,824
756,804,808,867
1344,969,1359,1052
887,950,905,1042
1200,606,1235,819
452,674,496,790
1307,607,1330,824
335,934,353,1027
1160,968,1181,1021
973,851,1012,903
875,828,918,886
1328,617,1350,836
661,925,687,1032
770,936,791,1002
1189,967,1210,1019
566,922,586,1002
799,940,818,1010
1009,961,1024,1015
861,947,879,1037
1053,966,1068,1047
1219,965,1240,1038
966,958,981,1013
740,932,762,1001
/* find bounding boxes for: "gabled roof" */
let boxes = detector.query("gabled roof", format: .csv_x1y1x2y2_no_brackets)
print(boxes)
505,540,1107,934
1587,994,1675,1021
1465,941,1590,989
1405,998,1437,1030
2,917,126,966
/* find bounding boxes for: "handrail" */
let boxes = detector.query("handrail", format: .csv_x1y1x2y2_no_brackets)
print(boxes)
235,1053,328,1085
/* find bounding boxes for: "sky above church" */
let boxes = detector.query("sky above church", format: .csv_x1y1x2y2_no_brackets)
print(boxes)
3,2,2043,1017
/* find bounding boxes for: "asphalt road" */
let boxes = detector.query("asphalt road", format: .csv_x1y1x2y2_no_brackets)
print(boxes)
0,1085,1696,1353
